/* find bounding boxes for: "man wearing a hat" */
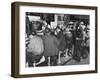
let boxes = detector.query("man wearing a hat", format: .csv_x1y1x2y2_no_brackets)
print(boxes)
28,15,44,36
73,21,87,61
42,27,59,66
26,15,44,67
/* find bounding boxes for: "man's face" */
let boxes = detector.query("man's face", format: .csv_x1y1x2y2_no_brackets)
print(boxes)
56,28,61,33
32,21,41,30
68,24,73,30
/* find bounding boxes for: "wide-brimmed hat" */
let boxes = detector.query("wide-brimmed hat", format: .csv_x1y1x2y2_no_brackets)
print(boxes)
28,15,42,23
80,21,84,25
68,21,74,25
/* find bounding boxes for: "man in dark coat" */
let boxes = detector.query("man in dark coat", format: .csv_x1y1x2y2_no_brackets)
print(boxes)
42,28,59,66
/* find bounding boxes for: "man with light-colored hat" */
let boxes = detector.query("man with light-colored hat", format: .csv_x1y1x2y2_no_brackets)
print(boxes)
79,21,86,30
28,15,43,35
26,15,45,67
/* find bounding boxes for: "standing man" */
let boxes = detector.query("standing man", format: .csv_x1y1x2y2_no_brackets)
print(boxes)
26,15,44,67
73,21,86,62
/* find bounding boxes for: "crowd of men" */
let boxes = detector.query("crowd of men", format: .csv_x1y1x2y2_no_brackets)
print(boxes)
26,15,90,67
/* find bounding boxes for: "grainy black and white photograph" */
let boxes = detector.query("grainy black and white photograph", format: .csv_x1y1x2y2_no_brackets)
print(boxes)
11,2,97,77
25,12,90,67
